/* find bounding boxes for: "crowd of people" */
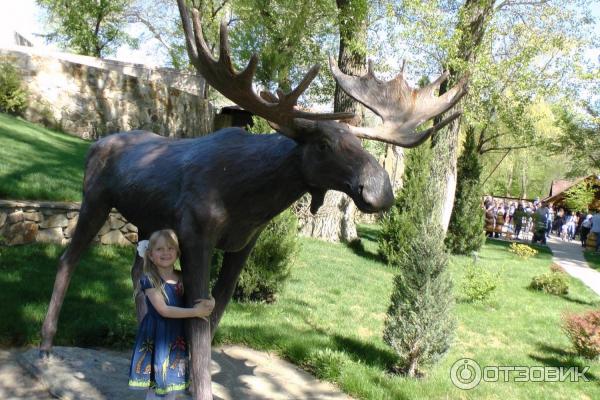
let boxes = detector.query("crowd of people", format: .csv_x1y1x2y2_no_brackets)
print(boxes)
483,196,600,250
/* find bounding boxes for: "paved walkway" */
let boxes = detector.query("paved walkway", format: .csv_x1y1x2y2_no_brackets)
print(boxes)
4,345,352,400
546,235,600,297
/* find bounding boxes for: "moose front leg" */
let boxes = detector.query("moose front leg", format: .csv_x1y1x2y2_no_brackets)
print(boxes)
210,234,260,339
180,236,214,400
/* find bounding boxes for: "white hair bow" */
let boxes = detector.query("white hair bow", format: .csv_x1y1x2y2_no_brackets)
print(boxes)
137,240,149,257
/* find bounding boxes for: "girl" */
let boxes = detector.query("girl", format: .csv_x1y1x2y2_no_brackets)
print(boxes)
129,229,214,399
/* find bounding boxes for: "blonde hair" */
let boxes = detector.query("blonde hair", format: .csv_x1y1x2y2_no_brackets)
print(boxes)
141,229,181,302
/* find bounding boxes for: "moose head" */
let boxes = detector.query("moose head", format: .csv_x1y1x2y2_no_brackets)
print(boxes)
178,3,467,216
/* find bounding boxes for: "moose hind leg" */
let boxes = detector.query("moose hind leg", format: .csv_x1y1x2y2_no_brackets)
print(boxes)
40,199,111,354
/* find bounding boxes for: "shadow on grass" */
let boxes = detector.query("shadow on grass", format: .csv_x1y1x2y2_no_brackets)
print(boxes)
345,239,383,263
559,294,599,306
530,343,598,382
0,243,136,348
0,114,89,201
356,225,380,243
347,224,385,263
583,251,600,271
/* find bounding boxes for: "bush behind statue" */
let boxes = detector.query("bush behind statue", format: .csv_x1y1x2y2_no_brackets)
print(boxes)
211,209,299,302
0,62,28,115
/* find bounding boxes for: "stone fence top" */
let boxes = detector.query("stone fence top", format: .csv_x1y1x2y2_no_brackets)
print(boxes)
0,199,137,247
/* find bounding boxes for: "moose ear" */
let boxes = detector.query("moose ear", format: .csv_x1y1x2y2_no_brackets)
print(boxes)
273,119,318,144
309,188,327,214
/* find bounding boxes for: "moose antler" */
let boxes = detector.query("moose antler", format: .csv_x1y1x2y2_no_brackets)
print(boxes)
177,1,354,126
329,57,468,147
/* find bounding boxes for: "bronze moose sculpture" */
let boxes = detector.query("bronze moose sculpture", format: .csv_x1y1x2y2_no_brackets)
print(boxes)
40,2,466,398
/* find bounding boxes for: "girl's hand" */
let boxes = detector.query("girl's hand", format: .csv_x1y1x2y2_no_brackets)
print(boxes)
193,297,215,319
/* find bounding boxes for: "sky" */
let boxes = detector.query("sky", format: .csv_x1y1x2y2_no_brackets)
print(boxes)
0,0,160,65
0,0,599,68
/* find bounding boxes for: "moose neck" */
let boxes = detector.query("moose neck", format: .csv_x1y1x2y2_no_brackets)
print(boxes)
220,132,312,225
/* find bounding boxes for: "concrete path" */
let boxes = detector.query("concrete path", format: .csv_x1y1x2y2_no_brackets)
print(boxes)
10,345,352,400
546,235,600,297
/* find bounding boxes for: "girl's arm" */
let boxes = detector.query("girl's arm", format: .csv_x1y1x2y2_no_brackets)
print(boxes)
145,288,213,319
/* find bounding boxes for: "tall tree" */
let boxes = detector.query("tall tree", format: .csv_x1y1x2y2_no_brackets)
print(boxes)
428,0,495,232
38,0,135,57
297,0,368,242
388,0,596,230
550,106,600,177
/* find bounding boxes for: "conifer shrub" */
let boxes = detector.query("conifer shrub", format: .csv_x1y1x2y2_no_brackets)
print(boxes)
379,145,431,266
563,310,600,359
383,220,455,377
211,210,298,302
0,62,28,115
446,127,485,254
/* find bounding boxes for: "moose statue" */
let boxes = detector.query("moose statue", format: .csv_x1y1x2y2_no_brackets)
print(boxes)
39,1,466,399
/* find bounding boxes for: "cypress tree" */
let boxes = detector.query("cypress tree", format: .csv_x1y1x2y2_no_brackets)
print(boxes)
378,144,431,265
379,140,455,377
446,127,485,254
383,220,455,377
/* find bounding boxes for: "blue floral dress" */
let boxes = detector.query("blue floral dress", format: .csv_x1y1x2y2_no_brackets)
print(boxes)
128,275,189,396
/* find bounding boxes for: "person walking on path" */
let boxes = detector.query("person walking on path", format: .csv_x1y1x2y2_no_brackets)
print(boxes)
591,210,600,253
581,214,592,248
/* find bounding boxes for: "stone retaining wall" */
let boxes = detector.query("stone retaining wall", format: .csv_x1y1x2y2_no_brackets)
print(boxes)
0,200,137,247
0,45,214,139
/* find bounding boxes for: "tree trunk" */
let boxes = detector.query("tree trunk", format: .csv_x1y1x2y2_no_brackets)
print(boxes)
520,164,527,199
299,0,367,242
430,0,496,232
382,144,405,195
429,113,462,231
506,159,514,197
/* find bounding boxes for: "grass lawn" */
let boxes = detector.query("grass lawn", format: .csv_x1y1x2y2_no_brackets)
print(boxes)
1,228,599,399
584,250,600,270
0,113,89,201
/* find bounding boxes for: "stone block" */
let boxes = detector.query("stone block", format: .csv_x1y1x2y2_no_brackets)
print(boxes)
98,222,112,236
8,211,24,224
23,221,39,243
109,215,126,230
123,223,138,233
40,214,69,228
67,211,79,218
37,227,65,244
23,211,41,222
100,229,129,246
124,232,138,243
65,215,79,238
0,211,6,228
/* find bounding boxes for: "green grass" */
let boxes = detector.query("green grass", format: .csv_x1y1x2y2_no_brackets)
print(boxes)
584,250,600,270
1,228,599,399
0,114,597,397
0,113,89,201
